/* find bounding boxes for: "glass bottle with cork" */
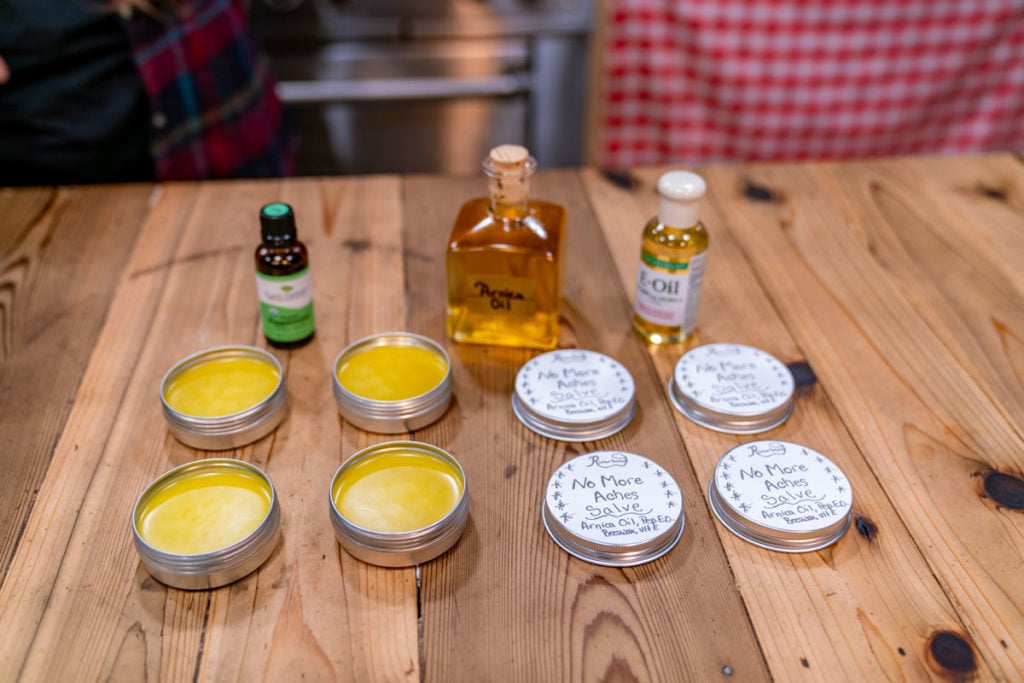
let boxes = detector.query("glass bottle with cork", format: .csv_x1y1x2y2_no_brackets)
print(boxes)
446,144,566,350
255,202,316,348
632,170,710,344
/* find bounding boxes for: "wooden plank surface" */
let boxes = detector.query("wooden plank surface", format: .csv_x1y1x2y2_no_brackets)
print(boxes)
404,170,769,681
0,185,154,581
584,165,976,680
840,155,1024,427
0,178,419,681
700,158,1024,678
0,154,1021,682
584,154,1023,679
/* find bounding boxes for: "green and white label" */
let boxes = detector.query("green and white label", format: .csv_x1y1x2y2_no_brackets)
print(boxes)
256,268,315,342
634,251,707,329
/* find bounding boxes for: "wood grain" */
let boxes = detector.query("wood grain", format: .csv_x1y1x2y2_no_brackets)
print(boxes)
0,178,420,681
583,165,993,680
405,170,769,682
841,155,1024,428
685,158,1021,677
0,185,153,581
0,155,1020,682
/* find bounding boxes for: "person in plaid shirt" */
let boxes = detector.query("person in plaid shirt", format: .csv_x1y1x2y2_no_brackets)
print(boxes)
0,0,295,185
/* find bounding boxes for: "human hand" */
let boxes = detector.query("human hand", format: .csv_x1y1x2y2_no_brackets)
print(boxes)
0,55,8,85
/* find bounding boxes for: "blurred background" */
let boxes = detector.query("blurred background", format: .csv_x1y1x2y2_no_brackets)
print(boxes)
249,0,1024,176
250,0,594,176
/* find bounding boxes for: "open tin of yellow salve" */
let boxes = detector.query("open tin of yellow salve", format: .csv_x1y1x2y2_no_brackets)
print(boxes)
132,459,282,590
160,345,288,450
329,441,469,567
332,332,453,433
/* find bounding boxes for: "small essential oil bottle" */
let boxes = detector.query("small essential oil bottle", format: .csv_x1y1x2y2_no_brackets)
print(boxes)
632,171,710,344
445,144,566,350
255,202,316,348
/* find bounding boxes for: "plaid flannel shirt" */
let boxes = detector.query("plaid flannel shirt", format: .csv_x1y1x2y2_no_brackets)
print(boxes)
122,0,295,180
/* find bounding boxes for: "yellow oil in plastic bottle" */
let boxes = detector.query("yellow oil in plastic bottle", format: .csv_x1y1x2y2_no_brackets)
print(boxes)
632,171,710,344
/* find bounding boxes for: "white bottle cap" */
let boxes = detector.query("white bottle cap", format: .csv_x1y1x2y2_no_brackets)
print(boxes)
657,171,706,228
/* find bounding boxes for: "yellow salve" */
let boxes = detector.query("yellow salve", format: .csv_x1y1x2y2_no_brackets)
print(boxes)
336,344,447,402
137,467,272,554
165,356,280,418
333,450,463,533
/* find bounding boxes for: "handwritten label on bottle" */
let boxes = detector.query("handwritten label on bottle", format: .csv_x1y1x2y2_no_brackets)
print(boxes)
713,441,851,535
546,452,683,548
465,275,538,315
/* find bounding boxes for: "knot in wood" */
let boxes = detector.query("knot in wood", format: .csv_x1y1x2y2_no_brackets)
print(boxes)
928,631,977,674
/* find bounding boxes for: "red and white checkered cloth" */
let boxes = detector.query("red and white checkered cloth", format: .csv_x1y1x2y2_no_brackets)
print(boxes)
599,0,1024,167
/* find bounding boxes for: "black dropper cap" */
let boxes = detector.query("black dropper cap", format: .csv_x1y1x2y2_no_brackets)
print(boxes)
260,202,297,245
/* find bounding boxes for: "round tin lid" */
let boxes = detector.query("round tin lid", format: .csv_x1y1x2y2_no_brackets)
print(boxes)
708,440,853,552
512,349,637,442
543,451,685,566
669,343,795,434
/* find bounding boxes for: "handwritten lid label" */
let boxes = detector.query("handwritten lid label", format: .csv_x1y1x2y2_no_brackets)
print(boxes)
512,350,637,441
542,451,685,566
708,440,853,552
669,343,794,434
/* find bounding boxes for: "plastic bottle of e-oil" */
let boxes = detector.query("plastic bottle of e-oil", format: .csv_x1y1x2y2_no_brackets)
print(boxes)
255,202,315,348
632,171,710,344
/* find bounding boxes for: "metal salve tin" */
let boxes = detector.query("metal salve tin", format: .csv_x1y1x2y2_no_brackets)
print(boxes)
512,349,637,441
132,459,282,590
543,451,685,566
708,440,853,552
329,441,469,567
333,332,453,434
161,345,288,450
669,343,794,434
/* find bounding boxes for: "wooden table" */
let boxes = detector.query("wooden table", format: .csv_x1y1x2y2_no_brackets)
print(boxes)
1,154,1022,681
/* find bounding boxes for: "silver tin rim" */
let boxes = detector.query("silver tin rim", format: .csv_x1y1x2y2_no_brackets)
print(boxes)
160,345,288,450
329,441,469,567
132,459,281,590
669,343,794,434
512,350,637,442
707,441,853,553
542,452,685,567
332,333,453,434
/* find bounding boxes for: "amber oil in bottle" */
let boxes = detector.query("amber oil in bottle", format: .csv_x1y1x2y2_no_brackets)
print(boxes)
632,171,709,344
446,145,566,349
255,202,316,348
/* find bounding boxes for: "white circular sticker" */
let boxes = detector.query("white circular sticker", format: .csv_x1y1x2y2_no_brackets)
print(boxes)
713,440,852,535
674,343,794,417
515,349,635,425
545,451,683,552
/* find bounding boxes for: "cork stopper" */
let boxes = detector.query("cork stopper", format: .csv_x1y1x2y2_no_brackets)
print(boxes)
488,144,530,172
484,144,536,209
